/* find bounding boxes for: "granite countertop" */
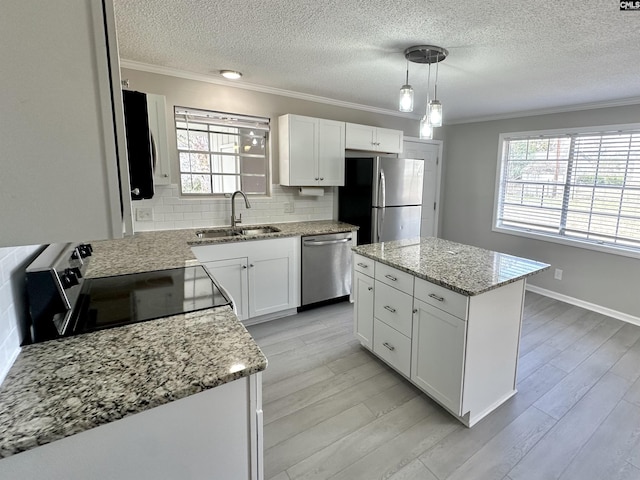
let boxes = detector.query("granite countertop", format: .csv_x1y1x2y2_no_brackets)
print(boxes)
87,220,357,278
353,237,549,296
0,306,266,459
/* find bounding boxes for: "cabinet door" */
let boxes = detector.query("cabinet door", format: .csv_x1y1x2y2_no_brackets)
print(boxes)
353,271,374,348
0,0,130,247
317,119,345,186
286,115,318,185
146,94,171,185
345,123,376,151
376,128,404,153
411,299,466,415
203,258,249,321
248,242,297,317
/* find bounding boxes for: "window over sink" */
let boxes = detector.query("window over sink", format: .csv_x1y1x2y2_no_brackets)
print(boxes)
175,107,270,196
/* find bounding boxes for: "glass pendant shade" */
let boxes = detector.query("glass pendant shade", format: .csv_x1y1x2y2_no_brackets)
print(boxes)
419,115,433,139
399,84,414,112
427,100,442,127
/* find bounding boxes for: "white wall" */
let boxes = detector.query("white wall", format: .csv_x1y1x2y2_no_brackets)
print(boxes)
441,103,640,320
0,245,40,383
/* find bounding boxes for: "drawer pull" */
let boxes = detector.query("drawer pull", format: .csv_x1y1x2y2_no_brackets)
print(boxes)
428,293,445,302
385,274,398,281
383,342,395,351
368,286,373,291
357,263,368,268
383,305,396,313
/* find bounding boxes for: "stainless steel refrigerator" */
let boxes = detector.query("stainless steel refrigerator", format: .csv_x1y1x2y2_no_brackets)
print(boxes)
338,154,424,245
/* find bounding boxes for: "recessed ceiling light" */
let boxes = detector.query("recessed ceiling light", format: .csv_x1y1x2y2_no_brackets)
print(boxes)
220,70,242,80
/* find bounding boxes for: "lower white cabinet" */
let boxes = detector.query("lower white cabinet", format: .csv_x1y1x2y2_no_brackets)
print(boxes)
0,374,264,480
353,271,374,348
192,237,300,323
353,253,527,427
411,299,466,415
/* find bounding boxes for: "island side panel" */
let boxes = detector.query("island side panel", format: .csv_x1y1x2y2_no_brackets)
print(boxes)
462,279,526,425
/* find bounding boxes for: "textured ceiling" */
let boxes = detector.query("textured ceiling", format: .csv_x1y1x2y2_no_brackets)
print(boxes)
113,0,640,123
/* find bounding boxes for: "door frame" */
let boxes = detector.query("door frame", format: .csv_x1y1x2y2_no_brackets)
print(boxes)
402,137,443,238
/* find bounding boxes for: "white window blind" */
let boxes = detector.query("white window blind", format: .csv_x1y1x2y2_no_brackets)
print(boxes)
174,107,270,196
496,127,640,254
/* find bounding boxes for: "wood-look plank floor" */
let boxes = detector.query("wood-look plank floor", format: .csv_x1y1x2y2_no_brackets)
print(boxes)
247,293,640,480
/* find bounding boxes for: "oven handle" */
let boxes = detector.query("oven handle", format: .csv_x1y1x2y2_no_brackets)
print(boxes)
217,283,237,316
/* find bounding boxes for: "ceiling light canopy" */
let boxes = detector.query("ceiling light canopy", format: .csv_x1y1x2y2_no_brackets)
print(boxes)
220,70,242,80
399,45,448,138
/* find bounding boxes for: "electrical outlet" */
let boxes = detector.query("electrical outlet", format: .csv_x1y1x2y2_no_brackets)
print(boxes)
554,268,563,280
136,207,153,222
284,202,294,214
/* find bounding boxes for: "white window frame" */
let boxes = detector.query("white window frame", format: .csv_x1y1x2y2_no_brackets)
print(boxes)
175,107,271,197
493,123,640,260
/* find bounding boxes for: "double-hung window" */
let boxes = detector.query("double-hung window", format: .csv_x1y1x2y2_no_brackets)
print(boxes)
494,125,640,257
175,107,270,196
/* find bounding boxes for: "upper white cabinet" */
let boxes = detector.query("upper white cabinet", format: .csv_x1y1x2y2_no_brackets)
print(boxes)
0,0,132,247
146,94,171,185
279,114,345,186
345,123,404,153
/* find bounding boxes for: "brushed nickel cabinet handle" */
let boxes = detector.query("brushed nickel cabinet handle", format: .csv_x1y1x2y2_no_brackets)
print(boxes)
413,308,418,314
384,305,396,313
357,263,368,268
368,286,373,291
383,342,395,351
385,274,397,281
429,293,445,302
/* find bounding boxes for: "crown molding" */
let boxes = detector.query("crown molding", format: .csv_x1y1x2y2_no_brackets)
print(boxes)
120,59,420,120
447,97,640,125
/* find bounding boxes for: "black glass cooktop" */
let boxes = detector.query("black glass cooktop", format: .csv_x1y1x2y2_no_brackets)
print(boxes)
70,265,231,335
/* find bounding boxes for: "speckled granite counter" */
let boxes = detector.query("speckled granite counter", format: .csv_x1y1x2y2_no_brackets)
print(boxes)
87,220,357,278
353,237,549,296
0,306,266,458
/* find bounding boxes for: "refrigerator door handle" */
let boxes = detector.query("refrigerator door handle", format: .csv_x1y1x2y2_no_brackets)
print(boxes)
379,168,386,208
377,207,385,242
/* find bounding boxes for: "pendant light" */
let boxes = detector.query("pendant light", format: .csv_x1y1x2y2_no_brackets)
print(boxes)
419,63,433,140
428,61,442,127
398,60,414,112
403,45,448,135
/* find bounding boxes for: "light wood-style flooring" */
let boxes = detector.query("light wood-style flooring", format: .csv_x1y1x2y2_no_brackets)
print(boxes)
247,293,640,480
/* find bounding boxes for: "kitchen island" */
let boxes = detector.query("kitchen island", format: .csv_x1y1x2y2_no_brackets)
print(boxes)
352,237,549,426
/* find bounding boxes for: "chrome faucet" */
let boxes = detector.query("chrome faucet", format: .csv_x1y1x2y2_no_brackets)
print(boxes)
231,190,251,228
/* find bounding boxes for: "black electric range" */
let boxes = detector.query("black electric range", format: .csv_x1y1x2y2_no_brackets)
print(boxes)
25,243,231,343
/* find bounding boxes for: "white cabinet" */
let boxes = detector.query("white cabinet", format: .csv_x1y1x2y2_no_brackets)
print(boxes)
345,123,404,153
146,93,171,185
353,253,527,427
353,271,374,348
0,374,264,480
411,299,466,414
278,114,345,186
192,237,300,323
0,0,132,247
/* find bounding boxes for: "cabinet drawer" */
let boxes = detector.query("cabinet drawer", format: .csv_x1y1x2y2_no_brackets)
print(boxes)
374,281,413,337
375,262,414,295
354,254,375,276
414,277,468,320
373,319,411,377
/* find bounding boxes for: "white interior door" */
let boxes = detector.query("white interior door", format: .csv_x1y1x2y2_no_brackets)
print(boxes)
400,140,442,237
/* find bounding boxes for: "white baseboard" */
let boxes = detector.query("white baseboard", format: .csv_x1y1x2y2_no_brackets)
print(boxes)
526,284,640,327
242,308,298,327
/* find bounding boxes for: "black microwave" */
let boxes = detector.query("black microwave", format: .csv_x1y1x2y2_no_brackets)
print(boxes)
122,90,155,200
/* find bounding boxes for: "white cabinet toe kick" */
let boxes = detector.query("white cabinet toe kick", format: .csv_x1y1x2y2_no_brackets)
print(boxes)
353,253,526,427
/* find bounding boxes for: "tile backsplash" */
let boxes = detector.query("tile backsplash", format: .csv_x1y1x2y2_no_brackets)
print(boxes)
132,184,335,232
0,245,40,384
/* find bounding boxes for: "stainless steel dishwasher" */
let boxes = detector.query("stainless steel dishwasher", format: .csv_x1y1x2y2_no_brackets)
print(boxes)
301,231,353,306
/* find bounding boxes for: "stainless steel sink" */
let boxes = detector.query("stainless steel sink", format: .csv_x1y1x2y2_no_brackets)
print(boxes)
195,226,280,239
237,226,280,236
